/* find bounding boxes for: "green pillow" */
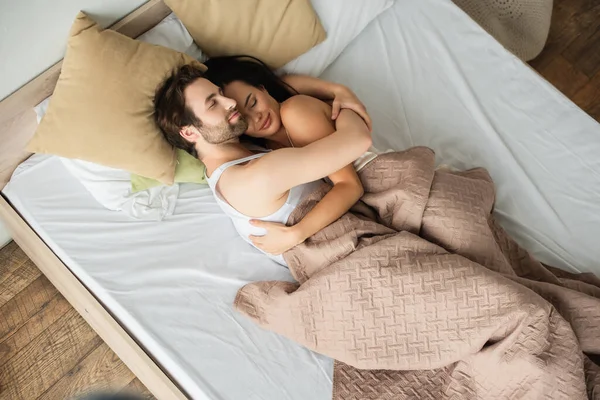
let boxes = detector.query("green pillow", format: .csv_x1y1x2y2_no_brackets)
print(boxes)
131,149,207,192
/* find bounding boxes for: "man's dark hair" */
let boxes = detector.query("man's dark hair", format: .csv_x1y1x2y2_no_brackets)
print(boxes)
154,64,206,158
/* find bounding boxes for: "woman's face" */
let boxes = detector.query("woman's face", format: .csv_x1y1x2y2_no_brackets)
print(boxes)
223,80,282,138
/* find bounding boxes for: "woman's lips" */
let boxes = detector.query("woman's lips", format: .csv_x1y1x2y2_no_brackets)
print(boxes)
261,114,271,131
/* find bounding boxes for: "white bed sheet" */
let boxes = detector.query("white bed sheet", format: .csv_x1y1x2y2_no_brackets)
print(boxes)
4,0,600,399
4,155,334,400
321,0,600,275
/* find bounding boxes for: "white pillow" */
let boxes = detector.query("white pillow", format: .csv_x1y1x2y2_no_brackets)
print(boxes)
137,12,205,60
279,0,394,76
33,13,204,221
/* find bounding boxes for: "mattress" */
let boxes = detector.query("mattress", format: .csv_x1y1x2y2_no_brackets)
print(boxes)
4,155,334,400
320,0,600,275
3,0,600,399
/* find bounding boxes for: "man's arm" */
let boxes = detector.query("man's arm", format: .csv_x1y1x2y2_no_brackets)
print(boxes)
279,96,363,244
281,75,372,130
245,107,371,198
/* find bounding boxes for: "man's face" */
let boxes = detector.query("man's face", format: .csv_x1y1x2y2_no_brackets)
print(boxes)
183,78,248,144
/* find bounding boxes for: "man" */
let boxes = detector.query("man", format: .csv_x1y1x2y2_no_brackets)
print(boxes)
153,64,371,262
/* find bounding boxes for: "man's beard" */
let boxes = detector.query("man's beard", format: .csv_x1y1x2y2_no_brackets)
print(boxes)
199,110,248,145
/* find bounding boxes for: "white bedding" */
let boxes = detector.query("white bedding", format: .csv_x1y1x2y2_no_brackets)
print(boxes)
5,155,334,400
321,0,600,275
4,0,600,399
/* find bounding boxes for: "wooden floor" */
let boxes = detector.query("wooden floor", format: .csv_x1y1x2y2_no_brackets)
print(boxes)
0,242,154,400
0,1,599,399
529,0,600,121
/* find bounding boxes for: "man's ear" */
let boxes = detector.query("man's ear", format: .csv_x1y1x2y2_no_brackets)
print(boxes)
180,125,199,142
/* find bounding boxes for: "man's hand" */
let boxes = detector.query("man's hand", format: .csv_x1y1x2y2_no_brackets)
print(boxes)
248,220,306,255
331,85,372,132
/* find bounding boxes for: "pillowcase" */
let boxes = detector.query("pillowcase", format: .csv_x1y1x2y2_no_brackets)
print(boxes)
137,12,205,61
164,0,327,69
280,0,394,77
26,12,205,184
131,149,206,192
34,95,180,222
33,14,207,221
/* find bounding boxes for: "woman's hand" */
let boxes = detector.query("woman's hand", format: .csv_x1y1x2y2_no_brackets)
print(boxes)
248,220,306,255
280,74,372,131
331,85,373,132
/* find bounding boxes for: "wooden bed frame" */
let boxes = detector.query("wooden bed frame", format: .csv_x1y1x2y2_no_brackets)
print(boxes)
0,1,189,398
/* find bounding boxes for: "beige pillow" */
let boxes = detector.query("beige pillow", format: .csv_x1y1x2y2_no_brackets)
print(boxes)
27,12,205,184
164,0,327,69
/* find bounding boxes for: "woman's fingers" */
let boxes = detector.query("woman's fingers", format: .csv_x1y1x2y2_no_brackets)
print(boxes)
331,100,342,120
249,235,263,245
249,235,279,254
249,219,280,229
248,220,295,255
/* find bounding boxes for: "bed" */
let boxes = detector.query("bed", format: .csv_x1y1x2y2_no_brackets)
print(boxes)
1,0,599,399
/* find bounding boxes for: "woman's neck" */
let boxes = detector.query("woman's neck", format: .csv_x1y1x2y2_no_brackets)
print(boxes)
268,125,293,148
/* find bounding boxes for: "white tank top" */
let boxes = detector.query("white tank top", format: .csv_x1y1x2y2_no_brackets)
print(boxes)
206,153,322,266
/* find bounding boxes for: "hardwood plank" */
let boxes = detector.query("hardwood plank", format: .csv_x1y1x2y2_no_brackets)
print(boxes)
120,378,157,400
37,343,135,400
0,196,188,399
529,0,600,70
0,308,103,400
0,241,23,271
573,71,600,122
0,242,30,289
0,293,71,365
536,55,590,98
0,259,41,308
0,275,57,344
562,4,600,78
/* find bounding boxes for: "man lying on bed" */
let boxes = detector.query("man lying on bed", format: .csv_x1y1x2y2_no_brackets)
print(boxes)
154,59,373,265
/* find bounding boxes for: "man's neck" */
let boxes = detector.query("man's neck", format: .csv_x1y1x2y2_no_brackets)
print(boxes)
200,142,255,177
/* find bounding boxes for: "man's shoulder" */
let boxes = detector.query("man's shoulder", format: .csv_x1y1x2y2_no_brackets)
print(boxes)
218,155,270,191
217,157,278,213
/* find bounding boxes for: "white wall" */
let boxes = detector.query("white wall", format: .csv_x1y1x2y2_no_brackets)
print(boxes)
0,0,151,245
0,220,11,248
0,0,148,101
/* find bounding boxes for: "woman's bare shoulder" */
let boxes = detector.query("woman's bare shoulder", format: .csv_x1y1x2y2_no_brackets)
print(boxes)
279,95,335,147
280,95,332,120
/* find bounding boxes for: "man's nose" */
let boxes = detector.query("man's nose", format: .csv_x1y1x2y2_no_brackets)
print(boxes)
222,95,236,109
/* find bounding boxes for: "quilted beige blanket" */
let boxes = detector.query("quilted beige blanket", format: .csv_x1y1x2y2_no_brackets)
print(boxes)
234,147,600,399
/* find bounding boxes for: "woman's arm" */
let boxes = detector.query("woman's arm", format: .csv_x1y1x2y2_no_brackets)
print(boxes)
281,75,372,131
249,167,363,254
248,95,366,255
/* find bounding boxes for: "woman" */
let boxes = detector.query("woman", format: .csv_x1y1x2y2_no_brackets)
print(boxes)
204,56,378,256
